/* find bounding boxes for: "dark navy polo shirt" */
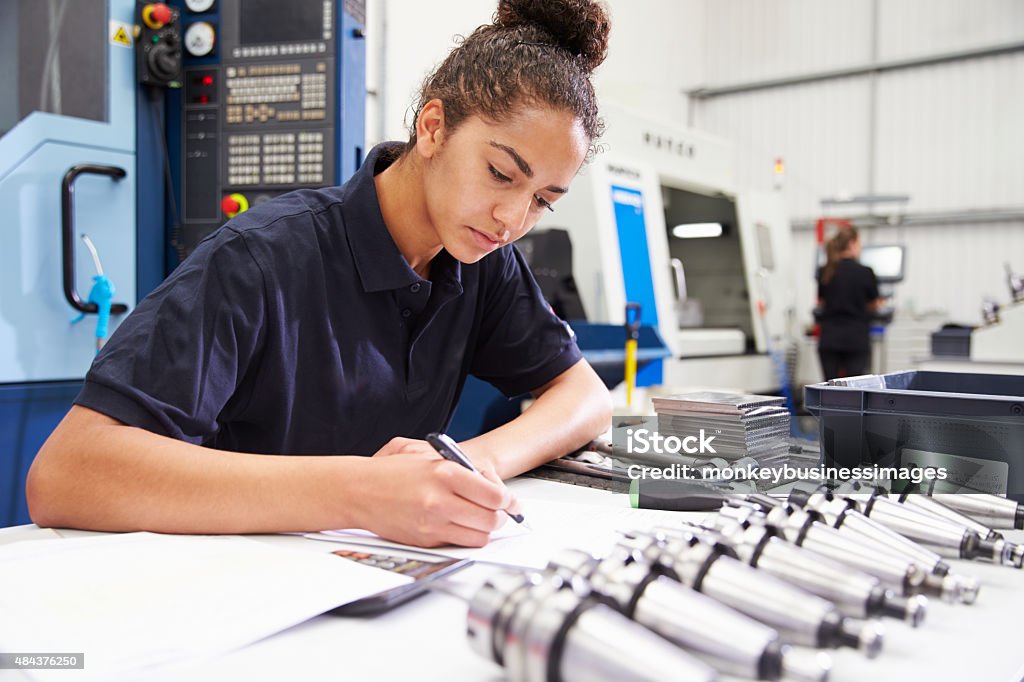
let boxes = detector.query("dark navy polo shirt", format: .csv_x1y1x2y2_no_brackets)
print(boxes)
76,142,582,455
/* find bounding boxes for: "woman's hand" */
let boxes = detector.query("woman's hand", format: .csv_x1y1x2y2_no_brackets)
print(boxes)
358,437,521,547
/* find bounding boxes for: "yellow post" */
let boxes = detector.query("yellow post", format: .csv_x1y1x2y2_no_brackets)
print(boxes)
625,337,637,409
624,303,641,410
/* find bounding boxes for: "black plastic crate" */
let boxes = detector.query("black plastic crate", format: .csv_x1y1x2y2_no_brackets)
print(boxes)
805,371,1024,501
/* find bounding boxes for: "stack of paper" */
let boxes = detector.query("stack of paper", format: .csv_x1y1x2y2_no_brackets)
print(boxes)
0,533,410,681
651,391,791,461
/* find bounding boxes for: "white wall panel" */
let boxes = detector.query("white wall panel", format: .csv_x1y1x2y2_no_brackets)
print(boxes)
364,0,384,145
699,78,872,218
593,0,704,124
695,1,1024,220
871,221,1024,325
375,0,494,144
703,0,872,84
875,53,1024,212
878,0,1024,61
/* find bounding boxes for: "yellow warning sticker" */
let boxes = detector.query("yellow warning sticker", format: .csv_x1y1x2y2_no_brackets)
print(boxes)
110,20,132,47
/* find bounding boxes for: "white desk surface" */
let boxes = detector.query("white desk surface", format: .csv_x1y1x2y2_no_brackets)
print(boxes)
3,478,1024,682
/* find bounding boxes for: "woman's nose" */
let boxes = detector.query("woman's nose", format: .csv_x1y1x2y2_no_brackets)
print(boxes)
493,195,531,237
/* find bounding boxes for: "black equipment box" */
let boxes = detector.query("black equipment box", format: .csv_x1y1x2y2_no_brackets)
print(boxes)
805,371,1024,501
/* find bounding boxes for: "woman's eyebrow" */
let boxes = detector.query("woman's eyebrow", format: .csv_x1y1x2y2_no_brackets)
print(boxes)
489,141,533,177
488,140,568,193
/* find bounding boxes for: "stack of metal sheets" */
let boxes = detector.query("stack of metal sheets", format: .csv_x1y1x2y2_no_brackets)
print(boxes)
651,392,791,461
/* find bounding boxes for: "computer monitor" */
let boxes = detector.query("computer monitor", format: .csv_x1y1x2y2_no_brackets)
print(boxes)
859,244,906,283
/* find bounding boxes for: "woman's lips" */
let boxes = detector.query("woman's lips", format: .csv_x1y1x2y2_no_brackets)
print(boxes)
468,226,502,250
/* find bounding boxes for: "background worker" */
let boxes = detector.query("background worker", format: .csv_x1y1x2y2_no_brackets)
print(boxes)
816,227,885,380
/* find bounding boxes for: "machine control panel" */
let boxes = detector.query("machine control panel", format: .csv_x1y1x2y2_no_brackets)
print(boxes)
171,0,363,259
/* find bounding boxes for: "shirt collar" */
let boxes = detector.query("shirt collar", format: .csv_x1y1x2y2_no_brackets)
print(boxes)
342,142,462,294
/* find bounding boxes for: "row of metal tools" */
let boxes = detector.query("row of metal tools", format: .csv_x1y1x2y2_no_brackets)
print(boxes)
460,488,1024,681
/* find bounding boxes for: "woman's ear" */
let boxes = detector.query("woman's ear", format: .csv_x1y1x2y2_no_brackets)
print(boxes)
415,99,446,159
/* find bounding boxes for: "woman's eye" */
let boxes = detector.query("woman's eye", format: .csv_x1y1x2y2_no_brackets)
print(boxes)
488,165,512,183
533,195,554,212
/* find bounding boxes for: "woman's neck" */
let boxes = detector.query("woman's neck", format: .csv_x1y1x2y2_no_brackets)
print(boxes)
374,153,442,279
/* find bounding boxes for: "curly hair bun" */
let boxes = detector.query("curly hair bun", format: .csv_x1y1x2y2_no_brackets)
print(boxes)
495,0,610,73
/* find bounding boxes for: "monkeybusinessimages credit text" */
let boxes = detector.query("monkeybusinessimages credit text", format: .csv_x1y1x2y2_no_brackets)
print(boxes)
620,427,948,485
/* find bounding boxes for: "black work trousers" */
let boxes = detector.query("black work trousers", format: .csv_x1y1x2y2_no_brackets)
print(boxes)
818,348,871,380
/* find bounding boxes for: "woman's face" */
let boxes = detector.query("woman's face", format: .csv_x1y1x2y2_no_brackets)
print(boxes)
417,102,589,263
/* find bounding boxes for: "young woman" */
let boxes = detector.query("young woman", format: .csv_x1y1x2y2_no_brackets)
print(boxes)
816,227,883,380
27,0,613,547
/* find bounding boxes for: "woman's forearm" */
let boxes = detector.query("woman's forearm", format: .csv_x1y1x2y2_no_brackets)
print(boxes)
461,360,612,479
26,405,372,534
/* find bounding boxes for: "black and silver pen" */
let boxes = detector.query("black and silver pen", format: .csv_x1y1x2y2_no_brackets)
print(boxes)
425,432,527,525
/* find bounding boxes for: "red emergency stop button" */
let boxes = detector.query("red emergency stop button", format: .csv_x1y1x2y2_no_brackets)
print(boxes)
222,193,249,218
142,3,172,30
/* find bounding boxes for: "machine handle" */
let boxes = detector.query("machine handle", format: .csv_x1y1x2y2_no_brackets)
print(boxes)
756,268,772,310
61,164,129,315
670,258,688,301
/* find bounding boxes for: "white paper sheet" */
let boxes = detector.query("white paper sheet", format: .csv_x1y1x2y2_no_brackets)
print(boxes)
307,498,699,569
0,532,411,681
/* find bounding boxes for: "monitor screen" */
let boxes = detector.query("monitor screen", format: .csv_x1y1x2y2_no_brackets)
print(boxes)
859,244,905,283
240,0,324,45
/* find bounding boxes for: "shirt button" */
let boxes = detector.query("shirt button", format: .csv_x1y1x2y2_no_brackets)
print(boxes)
410,283,421,293
401,309,412,318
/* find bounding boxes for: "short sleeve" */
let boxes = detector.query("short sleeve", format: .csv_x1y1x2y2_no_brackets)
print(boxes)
75,228,266,443
469,246,583,397
864,266,880,301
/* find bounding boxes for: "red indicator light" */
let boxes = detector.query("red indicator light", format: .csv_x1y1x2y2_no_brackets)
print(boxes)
222,196,241,215
201,75,214,86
